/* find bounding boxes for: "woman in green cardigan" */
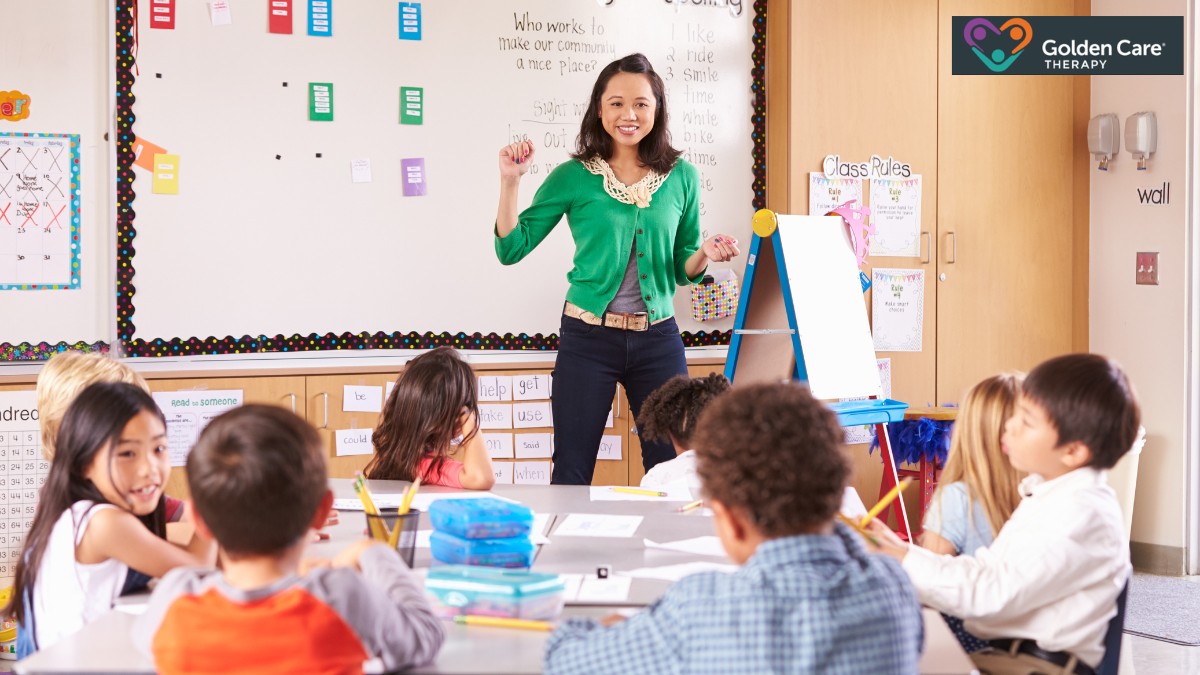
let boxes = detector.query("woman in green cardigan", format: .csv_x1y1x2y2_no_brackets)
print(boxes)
493,53,739,485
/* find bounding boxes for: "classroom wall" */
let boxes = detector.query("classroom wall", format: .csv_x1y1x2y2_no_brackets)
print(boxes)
1089,0,1190,570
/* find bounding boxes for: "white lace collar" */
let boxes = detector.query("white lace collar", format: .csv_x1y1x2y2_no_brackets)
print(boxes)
581,156,670,208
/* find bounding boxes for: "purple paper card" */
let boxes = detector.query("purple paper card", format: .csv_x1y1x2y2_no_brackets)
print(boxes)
402,157,426,196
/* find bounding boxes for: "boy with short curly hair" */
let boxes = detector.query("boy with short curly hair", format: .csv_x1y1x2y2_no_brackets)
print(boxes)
544,381,923,674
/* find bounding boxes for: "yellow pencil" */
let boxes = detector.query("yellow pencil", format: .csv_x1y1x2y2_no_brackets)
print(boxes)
610,486,667,497
860,477,913,528
389,478,422,548
837,513,880,547
676,499,704,513
453,615,555,631
354,479,389,542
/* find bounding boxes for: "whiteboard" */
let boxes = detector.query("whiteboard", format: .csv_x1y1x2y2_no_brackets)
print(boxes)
0,0,113,357
775,215,882,401
121,0,757,354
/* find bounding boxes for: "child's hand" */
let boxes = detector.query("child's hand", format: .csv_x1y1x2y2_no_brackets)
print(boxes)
864,519,909,562
310,529,330,542
599,614,627,627
332,539,386,571
324,510,340,527
299,558,332,576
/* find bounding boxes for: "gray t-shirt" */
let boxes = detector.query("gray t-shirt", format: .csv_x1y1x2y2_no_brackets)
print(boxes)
607,239,649,314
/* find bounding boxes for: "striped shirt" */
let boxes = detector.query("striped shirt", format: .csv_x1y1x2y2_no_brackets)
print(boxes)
544,522,924,674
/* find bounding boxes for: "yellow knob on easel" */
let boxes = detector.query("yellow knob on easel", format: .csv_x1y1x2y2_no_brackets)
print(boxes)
752,209,778,237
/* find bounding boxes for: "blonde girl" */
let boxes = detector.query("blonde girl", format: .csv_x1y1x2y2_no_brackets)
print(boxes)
921,372,1024,556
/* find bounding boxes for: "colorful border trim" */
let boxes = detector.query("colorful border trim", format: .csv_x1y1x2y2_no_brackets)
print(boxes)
0,341,108,361
114,0,768,356
0,132,83,290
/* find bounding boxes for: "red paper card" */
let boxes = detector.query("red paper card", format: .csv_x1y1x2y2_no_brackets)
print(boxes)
132,136,169,172
268,0,293,34
149,0,175,30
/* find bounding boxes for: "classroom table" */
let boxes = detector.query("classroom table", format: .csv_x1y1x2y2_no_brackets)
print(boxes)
15,480,978,674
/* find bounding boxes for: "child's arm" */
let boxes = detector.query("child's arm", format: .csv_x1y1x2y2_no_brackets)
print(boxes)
77,507,216,578
317,541,445,670
455,411,496,490
545,589,686,673
919,531,958,556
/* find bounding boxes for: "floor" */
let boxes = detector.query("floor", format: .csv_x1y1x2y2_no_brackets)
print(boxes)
1124,573,1200,674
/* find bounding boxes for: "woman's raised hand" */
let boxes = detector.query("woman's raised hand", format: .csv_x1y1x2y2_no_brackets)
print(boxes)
499,140,535,179
701,234,741,263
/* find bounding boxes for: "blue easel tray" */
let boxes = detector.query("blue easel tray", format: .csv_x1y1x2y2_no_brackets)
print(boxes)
827,399,909,427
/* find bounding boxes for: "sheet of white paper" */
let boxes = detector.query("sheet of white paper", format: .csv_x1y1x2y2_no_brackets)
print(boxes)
333,491,515,512
872,268,925,352
343,385,383,413
605,407,614,428
483,433,514,459
564,574,631,603
512,373,551,400
553,514,643,538
597,435,622,461
643,536,727,558
386,381,395,400
477,376,513,402
114,602,149,615
492,461,514,484
350,158,373,183
478,404,512,429
209,1,232,25
588,485,694,502
335,428,374,456
777,215,883,399
512,402,552,429
868,175,922,257
620,561,737,582
152,390,244,466
841,486,869,520
513,461,551,485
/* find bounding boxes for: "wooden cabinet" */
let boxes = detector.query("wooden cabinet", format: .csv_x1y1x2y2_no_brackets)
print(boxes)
774,0,1087,525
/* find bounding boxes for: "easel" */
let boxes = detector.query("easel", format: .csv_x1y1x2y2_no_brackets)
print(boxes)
724,209,912,539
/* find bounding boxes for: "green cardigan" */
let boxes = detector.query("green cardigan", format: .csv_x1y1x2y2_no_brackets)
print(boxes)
495,158,705,321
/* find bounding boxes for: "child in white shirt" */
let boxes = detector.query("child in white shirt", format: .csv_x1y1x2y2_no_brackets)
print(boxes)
637,372,730,490
872,353,1139,674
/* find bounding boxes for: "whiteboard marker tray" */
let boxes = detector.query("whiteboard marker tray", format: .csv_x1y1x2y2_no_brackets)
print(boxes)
827,399,909,427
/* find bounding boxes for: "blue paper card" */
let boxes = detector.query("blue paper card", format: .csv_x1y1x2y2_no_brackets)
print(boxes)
398,2,422,40
308,0,331,37
859,271,871,293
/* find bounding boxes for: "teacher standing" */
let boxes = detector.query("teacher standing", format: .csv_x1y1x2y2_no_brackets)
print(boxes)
493,53,740,485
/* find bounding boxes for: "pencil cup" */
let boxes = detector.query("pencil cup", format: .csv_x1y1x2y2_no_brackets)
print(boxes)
364,508,421,567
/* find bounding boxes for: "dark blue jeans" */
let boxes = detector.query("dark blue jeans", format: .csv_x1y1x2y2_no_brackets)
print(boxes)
551,315,688,485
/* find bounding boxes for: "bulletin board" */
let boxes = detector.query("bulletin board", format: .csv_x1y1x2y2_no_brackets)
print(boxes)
115,0,767,356
0,0,113,361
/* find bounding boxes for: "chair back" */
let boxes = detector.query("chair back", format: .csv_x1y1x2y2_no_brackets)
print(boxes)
1095,577,1130,675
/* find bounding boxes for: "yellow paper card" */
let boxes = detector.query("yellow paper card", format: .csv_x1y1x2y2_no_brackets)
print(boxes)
152,153,180,194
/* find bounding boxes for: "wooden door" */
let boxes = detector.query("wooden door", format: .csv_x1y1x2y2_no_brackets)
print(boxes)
782,0,939,514
936,0,1084,401
148,375,306,499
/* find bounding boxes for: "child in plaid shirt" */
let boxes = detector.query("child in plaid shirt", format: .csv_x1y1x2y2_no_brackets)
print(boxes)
544,381,923,674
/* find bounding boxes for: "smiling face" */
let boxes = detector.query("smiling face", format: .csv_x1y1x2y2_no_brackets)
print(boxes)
599,72,657,153
84,409,169,515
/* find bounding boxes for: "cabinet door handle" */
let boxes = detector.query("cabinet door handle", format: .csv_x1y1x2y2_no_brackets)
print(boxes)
320,392,329,429
283,393,296,414
946,232,957,264
921,231,930,265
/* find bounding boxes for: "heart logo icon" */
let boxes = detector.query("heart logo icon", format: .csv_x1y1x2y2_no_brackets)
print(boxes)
964,18,1033,72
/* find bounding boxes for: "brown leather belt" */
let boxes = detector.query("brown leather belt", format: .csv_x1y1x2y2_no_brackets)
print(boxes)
563,301,662,331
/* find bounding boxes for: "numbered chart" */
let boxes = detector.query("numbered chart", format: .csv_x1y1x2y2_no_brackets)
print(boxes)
0,391,50,583
0,133,82,289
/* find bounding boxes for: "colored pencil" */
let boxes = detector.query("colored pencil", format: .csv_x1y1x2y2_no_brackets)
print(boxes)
676,499,704,513
610,486,668,497
860,477,914,528
453,615,555,631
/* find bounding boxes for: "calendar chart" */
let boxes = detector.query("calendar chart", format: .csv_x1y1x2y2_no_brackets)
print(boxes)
0,133,82,290
0,391,49,583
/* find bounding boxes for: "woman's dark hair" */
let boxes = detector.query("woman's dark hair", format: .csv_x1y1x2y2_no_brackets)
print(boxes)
6,382,166,623
572,53,682,174
366,347,479,482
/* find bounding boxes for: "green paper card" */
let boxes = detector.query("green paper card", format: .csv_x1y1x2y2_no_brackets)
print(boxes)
309,82,333,121
400,86,423,125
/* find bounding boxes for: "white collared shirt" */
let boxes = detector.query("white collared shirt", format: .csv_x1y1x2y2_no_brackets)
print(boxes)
639,450,701,490
902,467,1130,668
